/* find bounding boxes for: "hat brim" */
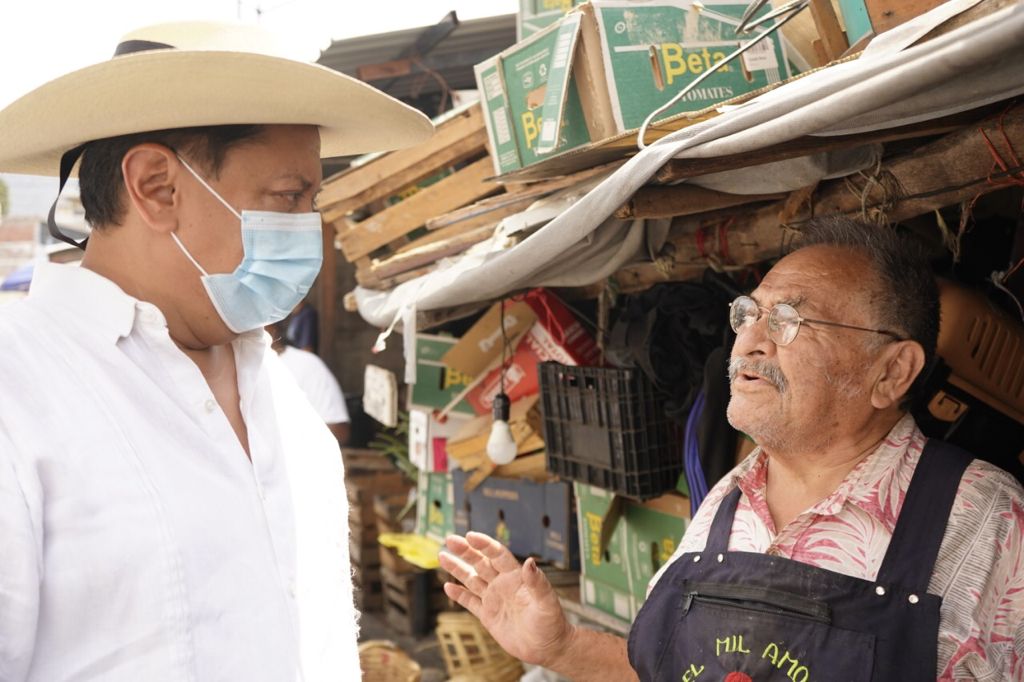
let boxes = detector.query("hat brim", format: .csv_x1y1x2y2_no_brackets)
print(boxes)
0,50,434,176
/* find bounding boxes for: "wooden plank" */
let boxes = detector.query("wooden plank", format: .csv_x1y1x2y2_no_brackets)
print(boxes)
339,156,500,262
318,104,486,213
428,161,621,230
423,193,534,232
809,0,849,62
354,264,437,291
616,185,785,219
320,128,488,224
864,0,946,35
397,214,504,254
368,223,497,281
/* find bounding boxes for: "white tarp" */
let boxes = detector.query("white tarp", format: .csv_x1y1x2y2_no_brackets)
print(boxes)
357,2,1024,330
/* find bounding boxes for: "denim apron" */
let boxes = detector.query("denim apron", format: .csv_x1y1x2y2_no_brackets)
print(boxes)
627,440,971,681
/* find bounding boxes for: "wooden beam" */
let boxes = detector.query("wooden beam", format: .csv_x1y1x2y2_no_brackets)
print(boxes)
424,193,536,232
318,104,486,215
338,156,500,262
808,0,849,62
616,185,785,219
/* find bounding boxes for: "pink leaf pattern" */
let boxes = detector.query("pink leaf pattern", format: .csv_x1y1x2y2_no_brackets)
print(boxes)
660,415,1024,680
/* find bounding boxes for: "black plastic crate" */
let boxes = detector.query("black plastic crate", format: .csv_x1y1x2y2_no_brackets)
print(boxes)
539,362,682,500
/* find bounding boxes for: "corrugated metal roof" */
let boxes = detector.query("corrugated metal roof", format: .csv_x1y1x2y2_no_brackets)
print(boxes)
317,13,516,106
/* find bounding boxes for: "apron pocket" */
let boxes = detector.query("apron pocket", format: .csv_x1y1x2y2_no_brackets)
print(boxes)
650,584,876,682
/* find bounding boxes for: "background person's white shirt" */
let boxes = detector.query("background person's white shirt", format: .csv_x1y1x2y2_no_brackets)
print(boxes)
278,345,349,425
0,263,360,682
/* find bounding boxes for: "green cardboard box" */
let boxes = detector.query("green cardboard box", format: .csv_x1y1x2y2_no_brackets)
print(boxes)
574,483,631,591
518,0,588,40
582,0,794,134
409,334,475,416
477,0,794,174
475,14,593,175
581,575,638,625
416,471,454,543
623,495,689,602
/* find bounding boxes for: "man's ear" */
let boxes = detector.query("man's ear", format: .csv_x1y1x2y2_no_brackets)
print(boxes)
121,144,180,235
871,340,927,410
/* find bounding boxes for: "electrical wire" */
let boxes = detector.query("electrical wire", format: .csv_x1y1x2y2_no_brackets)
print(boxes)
636,0,809,150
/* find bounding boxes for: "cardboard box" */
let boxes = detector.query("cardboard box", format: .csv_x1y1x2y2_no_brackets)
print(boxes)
409,334,476,416
578,1,794,136
477,0,794,174
623,494,689,601
453,468,579,569
580,575,638,624
415,471,455,543
519,0,588,40
465,290,601,414
475,15,594,175
441,300,537,380
575,483,631,591
409,409,471,472
575,482,689,611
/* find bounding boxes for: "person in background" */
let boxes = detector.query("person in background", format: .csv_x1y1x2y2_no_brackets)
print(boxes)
287,298,319,353
440,216,1024,681
267,319,350,445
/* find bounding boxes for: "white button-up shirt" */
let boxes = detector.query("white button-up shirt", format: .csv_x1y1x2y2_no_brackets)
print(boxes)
0,263,359,681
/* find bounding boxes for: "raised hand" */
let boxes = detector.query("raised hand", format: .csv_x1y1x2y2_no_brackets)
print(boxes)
439,531,575,668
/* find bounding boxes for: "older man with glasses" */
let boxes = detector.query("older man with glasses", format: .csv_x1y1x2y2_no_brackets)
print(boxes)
441,215,1024,681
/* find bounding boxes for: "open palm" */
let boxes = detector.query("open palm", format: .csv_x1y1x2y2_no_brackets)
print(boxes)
440,532,574,667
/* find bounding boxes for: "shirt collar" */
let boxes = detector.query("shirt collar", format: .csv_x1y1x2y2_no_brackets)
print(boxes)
732,414,922,528
28,261,269,351
29,262,137,345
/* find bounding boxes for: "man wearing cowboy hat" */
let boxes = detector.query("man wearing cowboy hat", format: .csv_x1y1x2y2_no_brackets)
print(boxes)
0,22,431,681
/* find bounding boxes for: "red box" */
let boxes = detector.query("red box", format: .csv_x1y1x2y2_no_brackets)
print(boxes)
467,289,601,414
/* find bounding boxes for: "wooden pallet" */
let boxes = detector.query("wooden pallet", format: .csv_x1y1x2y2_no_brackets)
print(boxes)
350,536,381,569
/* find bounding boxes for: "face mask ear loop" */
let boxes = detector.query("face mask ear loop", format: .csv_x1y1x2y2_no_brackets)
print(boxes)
170,232,211,277
176,155,242,220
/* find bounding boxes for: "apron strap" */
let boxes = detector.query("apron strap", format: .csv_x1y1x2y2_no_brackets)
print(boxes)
703,485,743,554
875,438,973,593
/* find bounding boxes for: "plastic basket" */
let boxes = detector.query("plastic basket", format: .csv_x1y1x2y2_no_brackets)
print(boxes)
539,362,682,500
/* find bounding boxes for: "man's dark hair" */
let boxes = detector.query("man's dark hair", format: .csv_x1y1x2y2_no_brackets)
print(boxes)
79,124,265,229
794,215,940,409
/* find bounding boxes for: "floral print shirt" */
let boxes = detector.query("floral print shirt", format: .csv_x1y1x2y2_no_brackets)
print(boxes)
654,414,1024,681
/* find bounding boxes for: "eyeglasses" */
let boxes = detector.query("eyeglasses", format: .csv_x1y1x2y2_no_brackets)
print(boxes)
728,295,905,346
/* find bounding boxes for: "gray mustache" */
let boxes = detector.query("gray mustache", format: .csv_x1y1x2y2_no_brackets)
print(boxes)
728,357,788,393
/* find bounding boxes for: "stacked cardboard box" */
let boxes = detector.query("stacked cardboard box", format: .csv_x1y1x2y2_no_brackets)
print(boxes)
575,483,689,625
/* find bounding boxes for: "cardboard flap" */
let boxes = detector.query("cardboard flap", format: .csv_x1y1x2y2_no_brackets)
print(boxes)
536,12,584,154
441,300,537,378
597,493,626,557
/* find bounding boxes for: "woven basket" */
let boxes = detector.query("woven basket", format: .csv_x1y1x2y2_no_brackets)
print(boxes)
358,640,422,682
435,612,523,682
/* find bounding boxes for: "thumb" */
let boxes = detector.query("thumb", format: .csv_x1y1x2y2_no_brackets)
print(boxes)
523,557,555,600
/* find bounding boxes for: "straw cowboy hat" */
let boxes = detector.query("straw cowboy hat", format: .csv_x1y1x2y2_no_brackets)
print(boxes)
0,21,434,176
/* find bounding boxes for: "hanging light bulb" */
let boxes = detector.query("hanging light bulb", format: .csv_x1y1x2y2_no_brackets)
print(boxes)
486,392,518,465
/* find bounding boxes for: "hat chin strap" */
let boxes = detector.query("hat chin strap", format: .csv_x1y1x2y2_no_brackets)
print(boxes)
47,144,89,250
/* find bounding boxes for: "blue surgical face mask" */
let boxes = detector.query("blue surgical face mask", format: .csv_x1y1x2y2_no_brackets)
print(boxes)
171,156,323,334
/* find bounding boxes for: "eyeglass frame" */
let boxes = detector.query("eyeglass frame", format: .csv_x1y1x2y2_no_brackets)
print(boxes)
728,295,905,346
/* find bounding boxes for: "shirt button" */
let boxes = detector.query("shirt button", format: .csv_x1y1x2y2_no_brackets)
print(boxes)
204,399,217,413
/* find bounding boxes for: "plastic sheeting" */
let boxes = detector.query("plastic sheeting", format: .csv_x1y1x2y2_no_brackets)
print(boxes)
357,2,1024,330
